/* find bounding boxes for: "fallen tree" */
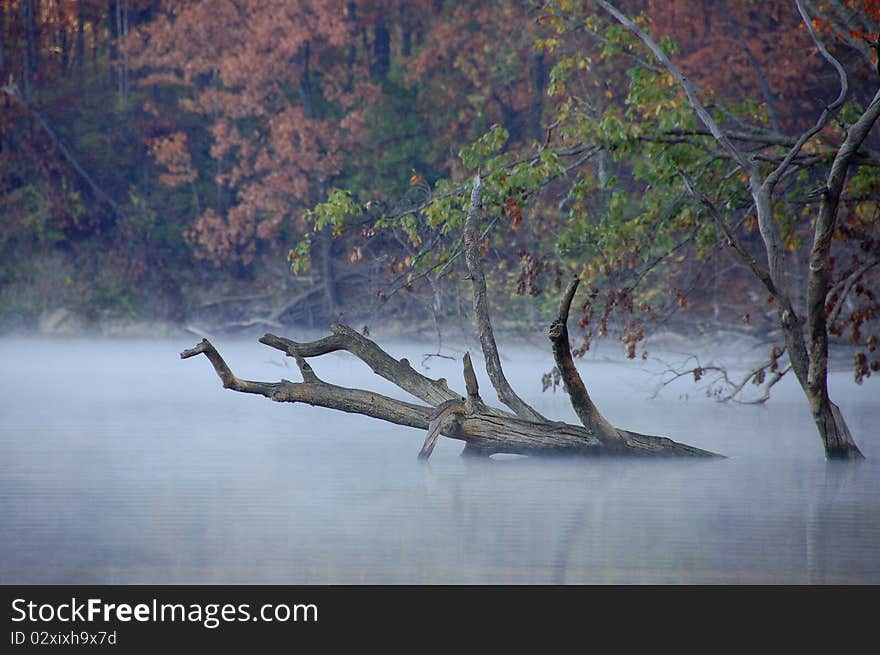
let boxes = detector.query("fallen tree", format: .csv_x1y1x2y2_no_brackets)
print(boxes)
181,175,720,459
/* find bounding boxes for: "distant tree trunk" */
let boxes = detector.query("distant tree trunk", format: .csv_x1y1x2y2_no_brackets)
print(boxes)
115,0,129,102
60,19,69,71
20,0,36,97
297,41,313,119
0,2,5,73
400,4,412,57
372,16,390,79
530,51,546,141
345,2,357,92
319,226,339,320
106,0,116,87
76,0,85,71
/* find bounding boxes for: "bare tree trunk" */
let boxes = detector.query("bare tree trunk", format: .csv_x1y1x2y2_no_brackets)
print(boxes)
599,0,870,460
811,398,860,459
0,2,5,73
76,0,85,70
20,0,36,97
802,88,880,459
319,226,338,320
549,277,621,444
530,51,546,142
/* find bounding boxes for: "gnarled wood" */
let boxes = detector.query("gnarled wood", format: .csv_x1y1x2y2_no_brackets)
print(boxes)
549,277,621,444
260,323,459,407
182,323,721,460
418,399,465,460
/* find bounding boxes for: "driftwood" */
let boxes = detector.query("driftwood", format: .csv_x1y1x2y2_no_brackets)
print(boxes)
182,174,720,460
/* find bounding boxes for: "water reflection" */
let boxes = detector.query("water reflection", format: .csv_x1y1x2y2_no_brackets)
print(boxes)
0,337,877,583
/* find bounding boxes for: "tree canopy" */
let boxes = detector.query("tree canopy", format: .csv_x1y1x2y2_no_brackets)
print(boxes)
2,1,878,394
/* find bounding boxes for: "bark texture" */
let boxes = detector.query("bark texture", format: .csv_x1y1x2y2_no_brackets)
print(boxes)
549,277,620,443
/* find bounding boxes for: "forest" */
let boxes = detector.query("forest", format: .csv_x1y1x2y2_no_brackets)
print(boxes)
1,1,879,456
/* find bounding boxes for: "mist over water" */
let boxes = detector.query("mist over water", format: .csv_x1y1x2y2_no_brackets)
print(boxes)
1,336,878,584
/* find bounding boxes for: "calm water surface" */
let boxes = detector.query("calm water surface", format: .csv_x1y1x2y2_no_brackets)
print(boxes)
1,336,878,584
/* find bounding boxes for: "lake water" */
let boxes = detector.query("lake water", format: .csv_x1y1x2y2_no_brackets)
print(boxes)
1,335,878,584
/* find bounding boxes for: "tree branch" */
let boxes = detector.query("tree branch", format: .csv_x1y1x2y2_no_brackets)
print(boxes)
650,350,791,405
761,0,850,195
548,277,620,441
826,252,880,327
806,86,880,397
259,323,460,407
677,169,780,299
182,328,721,459
181,338,433,429
596,0,753,176
1,82,119,215
463,173,546,422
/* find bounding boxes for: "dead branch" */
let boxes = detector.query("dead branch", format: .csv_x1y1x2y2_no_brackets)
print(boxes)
463,173,546,422
548,277,621,442
650,348,792,405
826,252,880,327
259,323,459,407
180,338,433,428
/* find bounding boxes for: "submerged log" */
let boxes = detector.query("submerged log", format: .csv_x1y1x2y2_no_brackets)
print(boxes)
181,173,721,460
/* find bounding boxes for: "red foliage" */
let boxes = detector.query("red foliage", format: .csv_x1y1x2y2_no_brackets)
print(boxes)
131,0,380,265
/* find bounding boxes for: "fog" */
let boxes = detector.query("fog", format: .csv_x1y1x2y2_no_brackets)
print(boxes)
1,336,878,584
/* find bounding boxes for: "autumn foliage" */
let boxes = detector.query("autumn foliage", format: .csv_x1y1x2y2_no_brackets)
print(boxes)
0,0,877,355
